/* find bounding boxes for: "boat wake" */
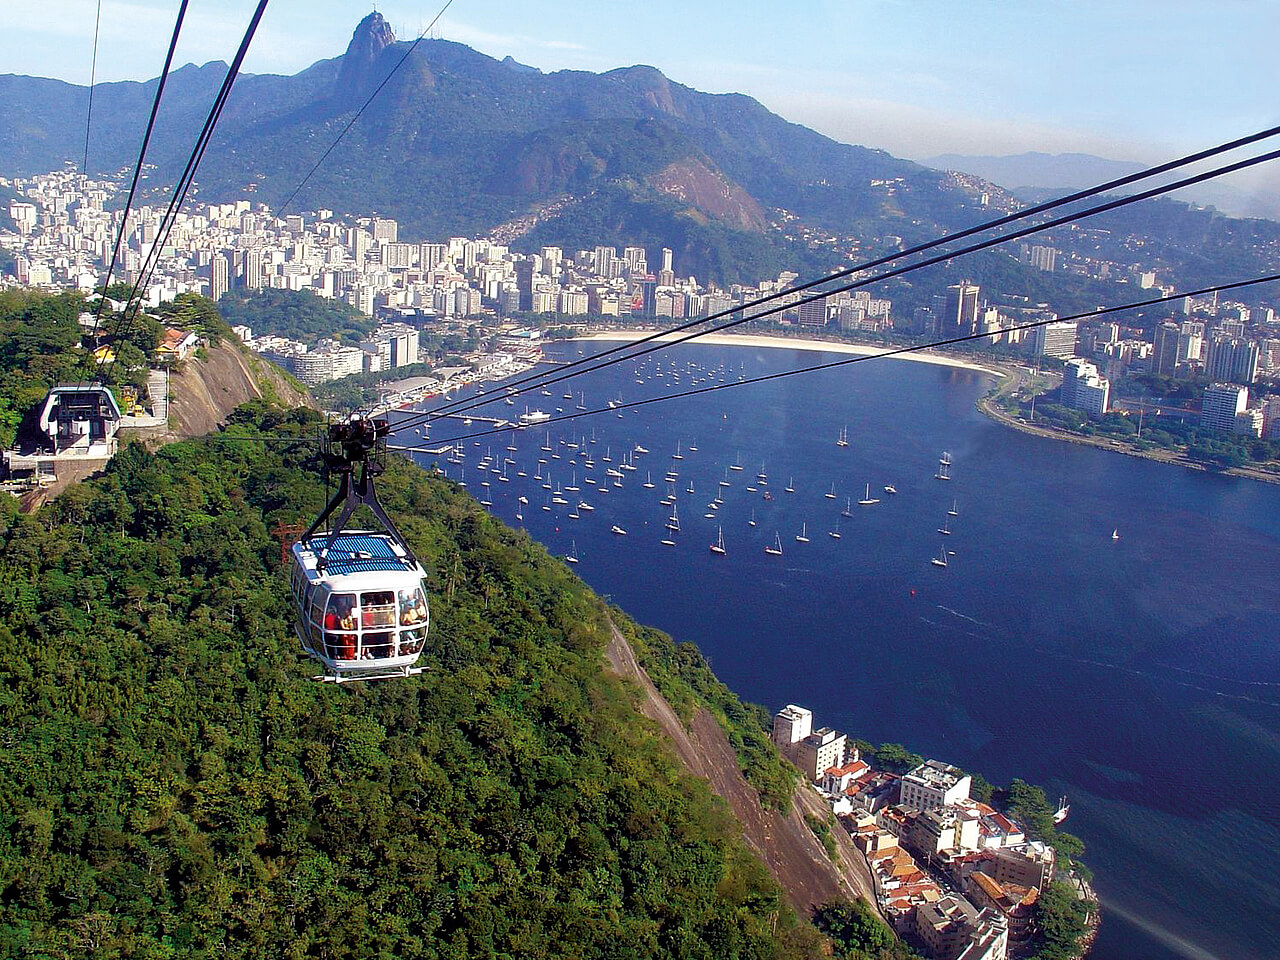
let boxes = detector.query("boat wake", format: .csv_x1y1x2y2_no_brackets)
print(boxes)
935,605,998,630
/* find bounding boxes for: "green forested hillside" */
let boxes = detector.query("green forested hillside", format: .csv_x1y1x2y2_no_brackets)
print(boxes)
0,403,825,958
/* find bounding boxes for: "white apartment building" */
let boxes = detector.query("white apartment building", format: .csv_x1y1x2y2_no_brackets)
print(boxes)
771,704,812,747
900,760,972,812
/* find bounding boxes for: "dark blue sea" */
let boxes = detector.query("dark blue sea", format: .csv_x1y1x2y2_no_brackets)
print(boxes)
398,341,1280,960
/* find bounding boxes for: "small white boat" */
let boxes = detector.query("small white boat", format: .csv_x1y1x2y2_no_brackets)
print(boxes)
578,501,594,512
884,484,897,495
611,524,627,535
749,508,757,527
1053,796,1071,824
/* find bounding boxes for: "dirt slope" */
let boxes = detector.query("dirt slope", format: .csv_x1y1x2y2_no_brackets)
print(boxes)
604,622,876,915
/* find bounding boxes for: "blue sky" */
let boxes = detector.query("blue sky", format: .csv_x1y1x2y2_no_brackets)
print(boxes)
3,0,1278,164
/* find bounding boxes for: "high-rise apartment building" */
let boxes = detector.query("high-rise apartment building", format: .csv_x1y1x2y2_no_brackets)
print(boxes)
1200,383,1249,434
1031,320,1077,359
1204,336,1260,384
943,282,980,335
209,253,228,302
1060,358,1110,416
1151,321,1180,376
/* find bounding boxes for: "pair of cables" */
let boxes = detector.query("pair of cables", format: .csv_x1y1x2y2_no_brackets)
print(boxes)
95,0,271,384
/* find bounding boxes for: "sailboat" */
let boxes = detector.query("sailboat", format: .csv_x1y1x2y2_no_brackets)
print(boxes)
719,469,731,488
935,451,952,481
565,541,580,564
672,441,684,461
948,499,959,517
829,521,842,539
825,483,837,500
643,471,655,489
859,483,880,506
666,504,681,532
1111,529,1120,541
710,526,726,555
611,524,627,535
795,522,810,543
730,453,744,471
938,518,952,535
749,508,757,527
1053,797,1071,824
602,446,612,463
764,532,784,556
841,497,853,518
836,425,849,447
931,543,949,568
687,479,695,494
785,477,795,493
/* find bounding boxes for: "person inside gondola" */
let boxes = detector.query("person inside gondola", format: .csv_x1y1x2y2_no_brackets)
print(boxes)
325,594,358,659
398,589,426,625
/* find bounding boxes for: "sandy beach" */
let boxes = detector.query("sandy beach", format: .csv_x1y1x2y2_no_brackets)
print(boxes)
579,331,1006,379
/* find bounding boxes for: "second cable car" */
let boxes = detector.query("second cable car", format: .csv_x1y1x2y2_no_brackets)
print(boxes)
289,417,429,682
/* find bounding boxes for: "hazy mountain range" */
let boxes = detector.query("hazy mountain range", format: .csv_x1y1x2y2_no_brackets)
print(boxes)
921,151,1280,222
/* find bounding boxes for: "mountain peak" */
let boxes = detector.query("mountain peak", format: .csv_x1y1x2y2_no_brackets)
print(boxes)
336,12,396,93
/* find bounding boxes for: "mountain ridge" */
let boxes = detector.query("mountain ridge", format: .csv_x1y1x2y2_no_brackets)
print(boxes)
0,13,980,282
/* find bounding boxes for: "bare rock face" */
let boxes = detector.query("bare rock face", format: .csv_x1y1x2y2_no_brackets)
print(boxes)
335,11,397,96
648,158,767,233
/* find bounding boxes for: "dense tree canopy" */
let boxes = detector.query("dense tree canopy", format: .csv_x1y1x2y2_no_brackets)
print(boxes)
217,289,375,345
0,403,826,958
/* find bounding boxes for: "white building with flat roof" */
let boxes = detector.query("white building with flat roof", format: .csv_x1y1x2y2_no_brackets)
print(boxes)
797,727,847,782
901,760,972,813
1200,383,1249,435
772,704,812,748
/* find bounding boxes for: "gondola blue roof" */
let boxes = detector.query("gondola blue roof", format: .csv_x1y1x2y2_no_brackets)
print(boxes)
305,533,417,575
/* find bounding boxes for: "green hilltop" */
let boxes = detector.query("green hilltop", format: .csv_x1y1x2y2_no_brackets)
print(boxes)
0,404,828,958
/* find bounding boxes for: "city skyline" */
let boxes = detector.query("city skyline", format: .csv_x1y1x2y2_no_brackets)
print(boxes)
3,0,1279,180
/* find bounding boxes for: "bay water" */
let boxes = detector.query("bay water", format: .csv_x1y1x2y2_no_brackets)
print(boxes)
403,341,1280,960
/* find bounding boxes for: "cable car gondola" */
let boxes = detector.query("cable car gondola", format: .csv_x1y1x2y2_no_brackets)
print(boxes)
289,417,429,683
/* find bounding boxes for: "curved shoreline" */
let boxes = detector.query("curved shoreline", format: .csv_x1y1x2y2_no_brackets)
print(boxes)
577,331,1007,379
574,332,1280,486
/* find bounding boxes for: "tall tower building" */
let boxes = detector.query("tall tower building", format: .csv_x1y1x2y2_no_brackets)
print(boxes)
209,253,229,302
943,282,980,336
1151,321,1180,377
661,247,673,273
242,249,263,291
